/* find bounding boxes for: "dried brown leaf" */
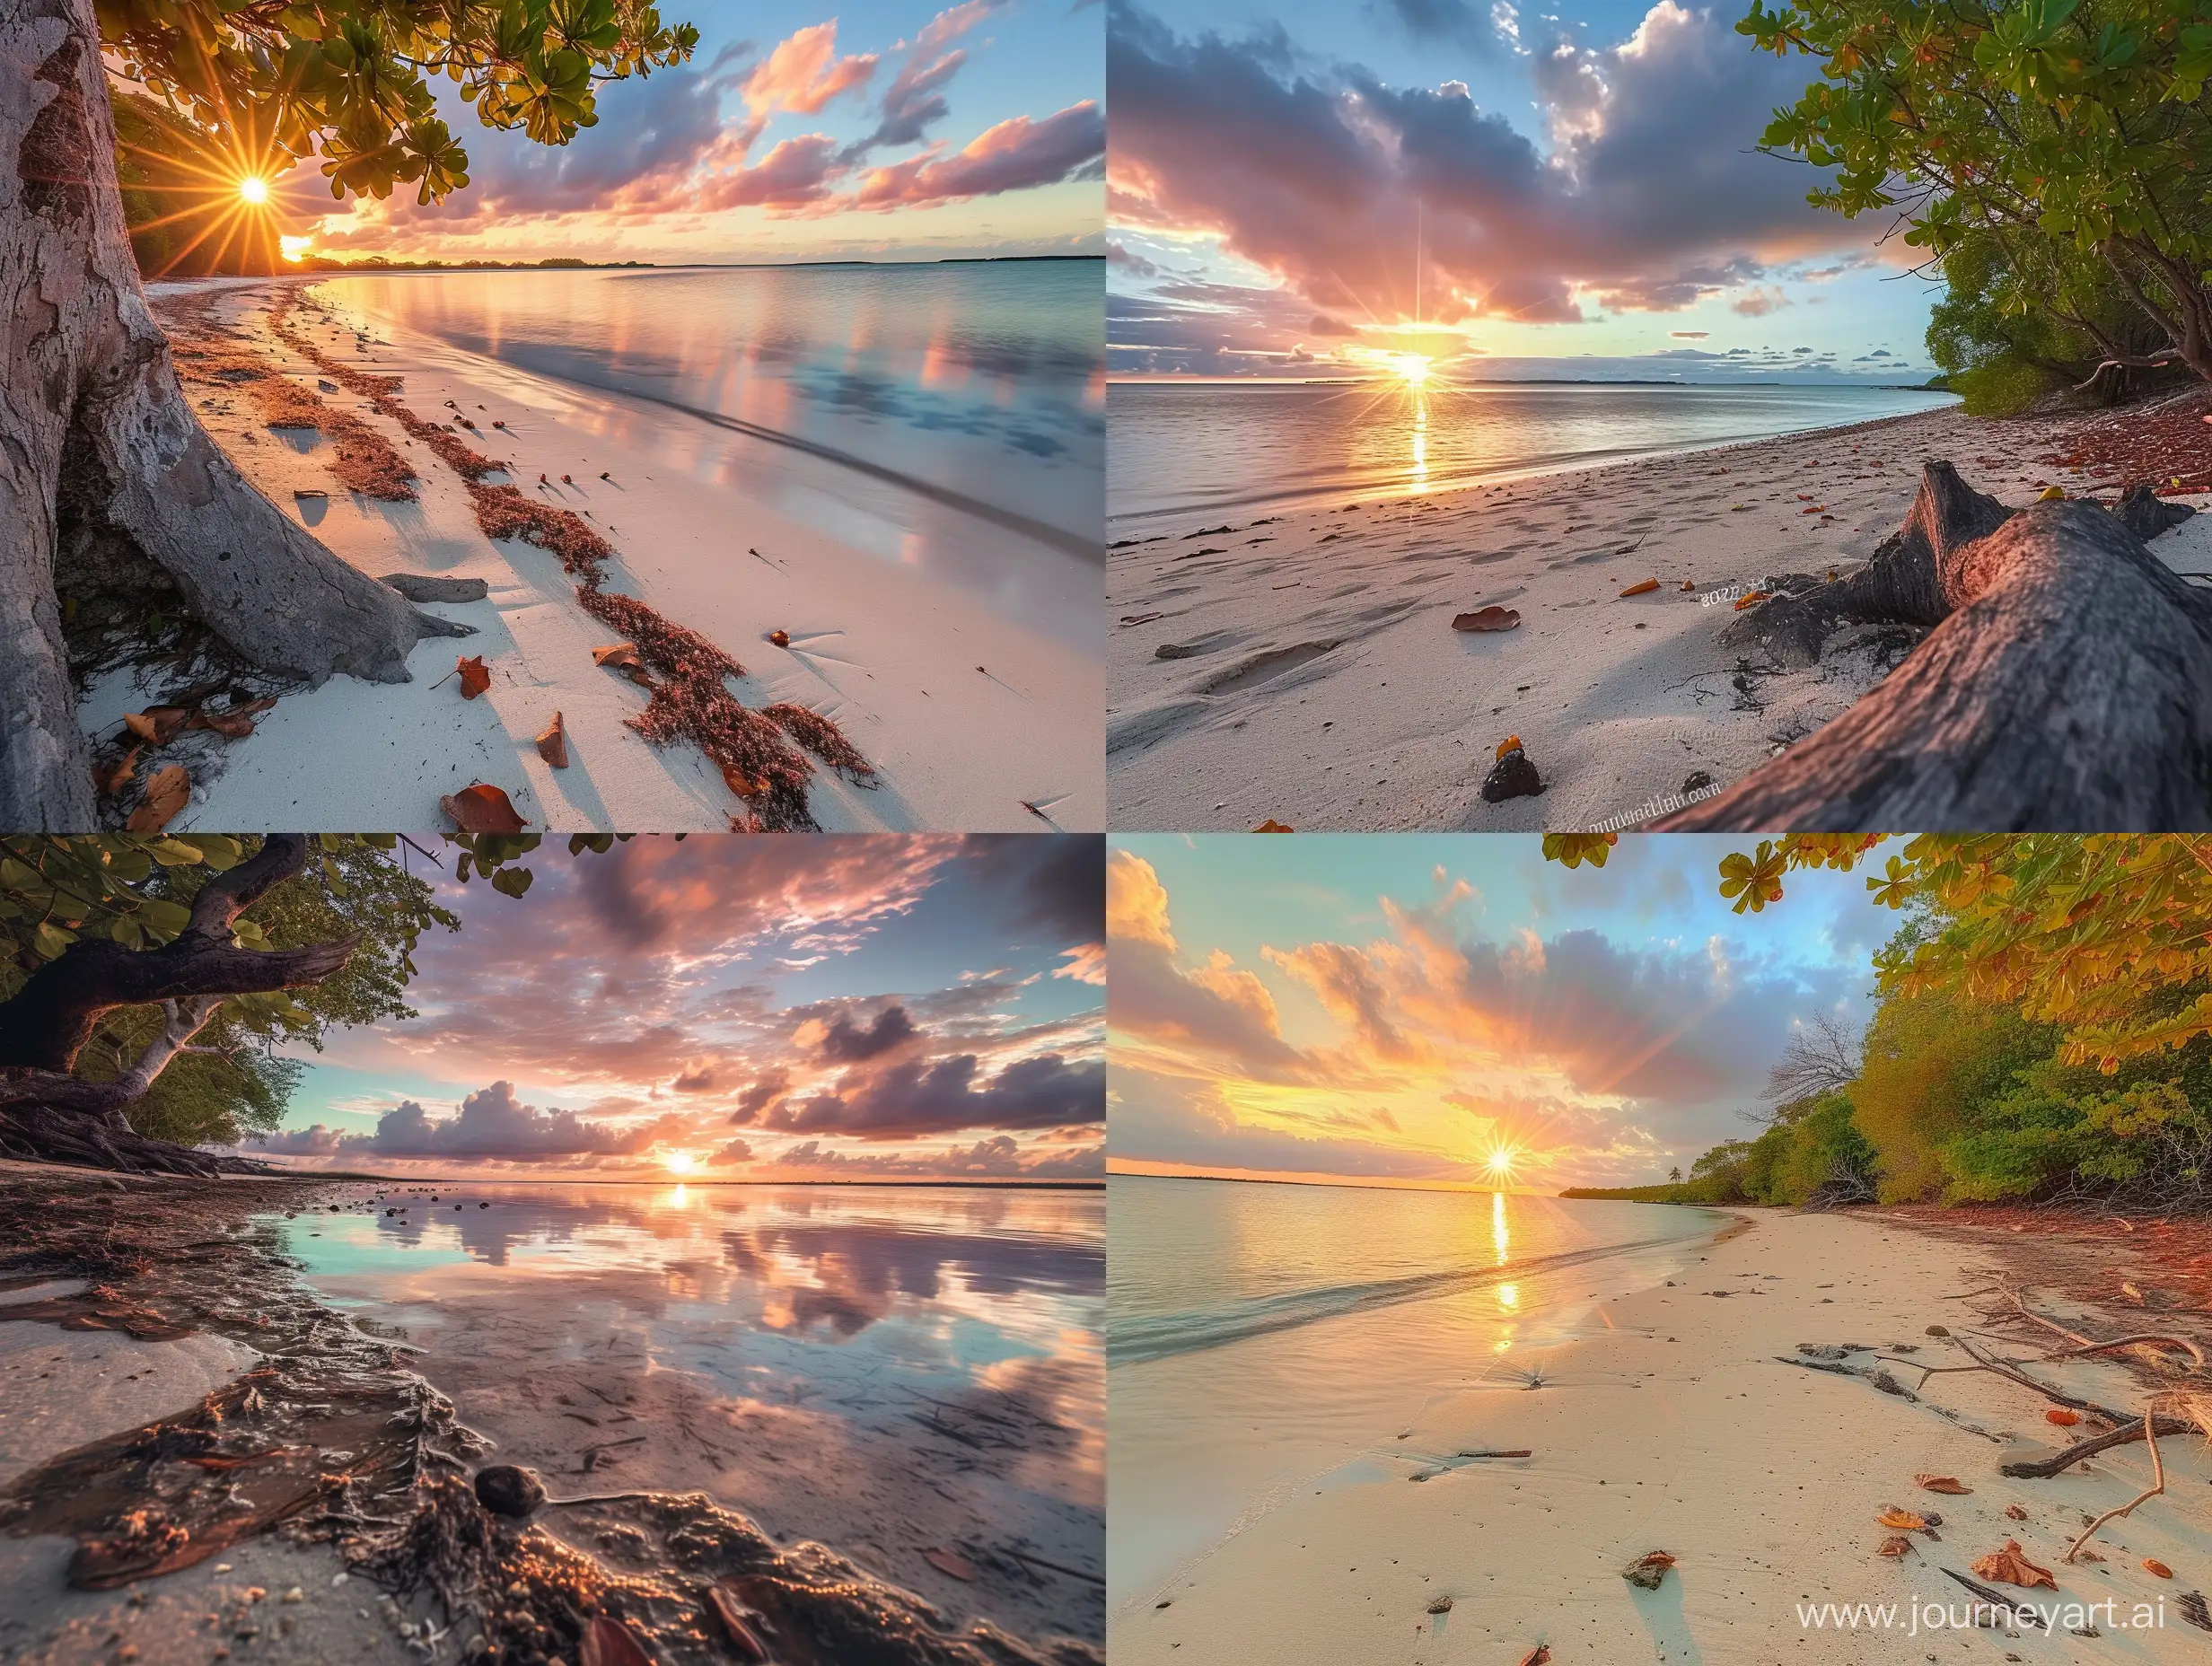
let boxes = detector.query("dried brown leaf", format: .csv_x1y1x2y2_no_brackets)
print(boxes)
923,1547,977,1582
536,711,568,768
127,765,189,834
1971,1540,2057,1591
439,783,526,834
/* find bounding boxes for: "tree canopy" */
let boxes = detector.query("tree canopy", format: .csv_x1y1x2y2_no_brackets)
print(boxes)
1549,834,2212,1208
1740,0,2212,382
0,831,628,1149
98,0,698,204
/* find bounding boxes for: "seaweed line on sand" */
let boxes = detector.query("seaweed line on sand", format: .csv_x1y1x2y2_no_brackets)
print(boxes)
0,1171,1098,1666
241,285,876,832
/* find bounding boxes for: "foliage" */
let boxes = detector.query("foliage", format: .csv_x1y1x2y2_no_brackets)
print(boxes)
0,832,626,1147
97,0,698,206
1571,835,2212,1070
1853,985,2059,1199
1568,1096,1874,1206
1740,0,2212,380
1925,231,2181,410
0,836,460,1146
1545,835,2212,1209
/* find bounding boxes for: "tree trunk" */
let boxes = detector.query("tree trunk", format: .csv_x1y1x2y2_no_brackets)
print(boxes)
0,835,349,1172
2,0,459,830
1660,464,2212,830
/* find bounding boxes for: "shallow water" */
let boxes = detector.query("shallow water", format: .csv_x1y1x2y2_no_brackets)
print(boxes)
266,1180,1105,1645
311,262,1106,647
1108,380,1960,524
1105,1177,1721,1613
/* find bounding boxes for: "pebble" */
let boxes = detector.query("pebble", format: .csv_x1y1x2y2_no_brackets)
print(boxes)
475,1464,548,1518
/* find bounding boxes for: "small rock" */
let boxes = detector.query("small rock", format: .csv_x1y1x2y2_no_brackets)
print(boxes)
1154,641,1203,660
1426,1596,1453,1614
1481,743,1544,803
474,1465,547,1518
1681,770,1714,794
1621,1550,1675,1591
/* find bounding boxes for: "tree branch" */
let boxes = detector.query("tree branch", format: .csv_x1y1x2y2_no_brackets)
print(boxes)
0,837,350,1073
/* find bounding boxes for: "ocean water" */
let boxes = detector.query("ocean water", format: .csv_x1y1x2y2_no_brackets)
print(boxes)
1105,1177,1723,1614
310,262,1105,644
1107,380,1960,525
263,1180,1105,1644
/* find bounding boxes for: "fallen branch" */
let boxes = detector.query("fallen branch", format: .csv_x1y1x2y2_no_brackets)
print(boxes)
2066,1414,2165,1563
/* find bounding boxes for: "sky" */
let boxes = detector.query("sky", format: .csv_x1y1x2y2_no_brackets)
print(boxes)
244,835,1104,1181
273,0,1105,264
1107,0,1942,382
1108,833,1909,1190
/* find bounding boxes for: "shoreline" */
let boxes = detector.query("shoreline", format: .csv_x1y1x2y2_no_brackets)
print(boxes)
1107,400,2212,832
106,278,1102,834
1110,1206,2212,1663
0,1166,1102,1664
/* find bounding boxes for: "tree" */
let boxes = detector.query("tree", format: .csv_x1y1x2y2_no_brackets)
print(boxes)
1763,1008,1865,1111
1742,0,2212,386
0,0,696,827
0,829,609,1171
1668,1164,1684,1182
1926,230,2178,411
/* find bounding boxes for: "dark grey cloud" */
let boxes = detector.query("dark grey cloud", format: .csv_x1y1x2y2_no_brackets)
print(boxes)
768,1052,1105,1139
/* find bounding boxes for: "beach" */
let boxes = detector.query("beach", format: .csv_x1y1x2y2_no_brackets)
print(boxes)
109,271,1103,835
1107,392,2212,832
0,1165,1104,1665
1110,1198,2212,1664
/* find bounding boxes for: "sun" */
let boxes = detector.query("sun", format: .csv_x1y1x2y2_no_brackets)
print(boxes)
1484,1145,1519,1183
237,175,269,206
1396,353,1433,387
663,1150,700,1175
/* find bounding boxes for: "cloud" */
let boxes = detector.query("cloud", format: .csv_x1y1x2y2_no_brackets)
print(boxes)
252,1082,683,1163
693,134,847,212
778,1133,1103,1179
1670,329,1711,338
844,0,1013,155
1108,240,1161,276
851,102,1106,211
769,1052,1106,1139
819,1004,921,1062
1731,285,1791,316
1107,850,1316,1083
741,22,878,117
1108,847,1866,1184
1109,2,1864,362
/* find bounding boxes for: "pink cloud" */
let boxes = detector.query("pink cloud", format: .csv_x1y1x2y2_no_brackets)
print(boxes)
741,22,878,117
851,101,1104,211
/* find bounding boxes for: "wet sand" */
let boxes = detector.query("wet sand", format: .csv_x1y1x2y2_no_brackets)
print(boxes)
0,1166,1102,1665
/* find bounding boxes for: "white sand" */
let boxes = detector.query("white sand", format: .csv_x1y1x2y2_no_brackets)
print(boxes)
1111,1209,2212,1664
1108,408,2212,831
112,282,1102,833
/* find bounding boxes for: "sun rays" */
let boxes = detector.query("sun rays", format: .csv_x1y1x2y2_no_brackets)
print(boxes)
110,87,299,278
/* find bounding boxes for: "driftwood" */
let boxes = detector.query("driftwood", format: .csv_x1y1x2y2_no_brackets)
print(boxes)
1659,463,2212,830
